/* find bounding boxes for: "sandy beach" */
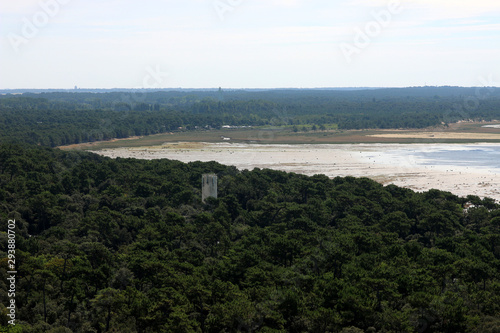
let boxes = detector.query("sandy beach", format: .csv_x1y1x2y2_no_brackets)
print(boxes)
94,142,500,201
368,132,500,140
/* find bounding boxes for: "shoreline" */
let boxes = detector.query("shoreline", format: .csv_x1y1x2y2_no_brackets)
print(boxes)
93,142,500,201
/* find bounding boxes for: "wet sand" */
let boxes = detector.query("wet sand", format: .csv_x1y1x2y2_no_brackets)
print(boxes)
94,142,500,201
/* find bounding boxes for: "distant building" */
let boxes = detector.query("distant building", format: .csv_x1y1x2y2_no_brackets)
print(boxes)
202,174,217,202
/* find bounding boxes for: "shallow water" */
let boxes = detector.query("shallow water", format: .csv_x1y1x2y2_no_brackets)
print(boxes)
415,145,500,170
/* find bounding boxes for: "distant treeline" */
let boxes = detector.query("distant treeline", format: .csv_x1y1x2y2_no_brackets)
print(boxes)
1,87,500,146
1,143,500,332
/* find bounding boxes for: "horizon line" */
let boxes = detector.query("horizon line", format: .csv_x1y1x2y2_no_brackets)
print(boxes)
1,85,499,92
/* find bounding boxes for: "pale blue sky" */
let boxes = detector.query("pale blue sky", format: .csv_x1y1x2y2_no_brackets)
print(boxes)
1,0,499,89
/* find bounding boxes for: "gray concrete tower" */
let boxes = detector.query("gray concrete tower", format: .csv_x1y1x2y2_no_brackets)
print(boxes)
202,174,218,202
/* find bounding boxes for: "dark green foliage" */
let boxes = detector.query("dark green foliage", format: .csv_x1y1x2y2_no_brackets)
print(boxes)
1,87,500,146
0,144,499,332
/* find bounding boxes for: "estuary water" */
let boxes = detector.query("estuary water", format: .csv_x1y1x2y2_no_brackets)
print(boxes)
414,145,500,170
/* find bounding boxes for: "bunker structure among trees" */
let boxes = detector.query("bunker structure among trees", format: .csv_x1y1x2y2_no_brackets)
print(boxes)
202,174,217,202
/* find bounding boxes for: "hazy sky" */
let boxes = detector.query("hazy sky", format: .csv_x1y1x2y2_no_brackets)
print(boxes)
1,0,499,89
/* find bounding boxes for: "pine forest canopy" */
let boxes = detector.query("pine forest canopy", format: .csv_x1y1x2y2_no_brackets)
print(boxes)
1,87,500,147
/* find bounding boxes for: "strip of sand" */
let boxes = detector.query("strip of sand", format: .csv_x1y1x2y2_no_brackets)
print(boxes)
94,142,500,201
368,132,500,140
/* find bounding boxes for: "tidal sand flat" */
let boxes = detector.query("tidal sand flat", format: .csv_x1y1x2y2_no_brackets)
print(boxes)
95,143,500,201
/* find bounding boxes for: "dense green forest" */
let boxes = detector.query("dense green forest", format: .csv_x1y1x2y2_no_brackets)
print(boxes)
1,87,500,146
1,144,500,332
